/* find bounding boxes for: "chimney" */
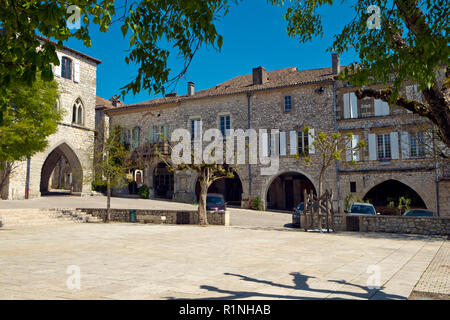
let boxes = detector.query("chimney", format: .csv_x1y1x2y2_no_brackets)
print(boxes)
188,81,195,96
332,53,340,75
252,66,268,85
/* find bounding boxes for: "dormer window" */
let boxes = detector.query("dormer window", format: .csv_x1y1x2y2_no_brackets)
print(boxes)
62,57,72,79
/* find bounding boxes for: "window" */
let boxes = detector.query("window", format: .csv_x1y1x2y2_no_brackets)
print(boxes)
220,115,231,137
297,132,309,155
72,98,83,125
191,119,201,140
410,132,425,158
132,127,141,148
61,57,72,79
284,96,292,112
377,134,391,160
350,182,357,193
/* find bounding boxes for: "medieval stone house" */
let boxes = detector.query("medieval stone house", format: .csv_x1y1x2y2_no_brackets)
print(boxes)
102,54,450,217
2,38,101,199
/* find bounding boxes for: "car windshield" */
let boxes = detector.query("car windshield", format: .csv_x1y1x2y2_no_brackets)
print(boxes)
207,196,225,205
350,205,375,215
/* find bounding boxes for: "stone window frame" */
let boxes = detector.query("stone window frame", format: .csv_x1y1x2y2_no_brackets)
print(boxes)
61,56,72,80
72,97,85,126
217,113,232,138
281,93,295,113
188,116,202,141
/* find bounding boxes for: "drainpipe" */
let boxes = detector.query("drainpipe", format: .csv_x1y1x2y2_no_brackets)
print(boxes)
432,128,440,216
25,157,31,199
247,92,252,206
333,81,341,213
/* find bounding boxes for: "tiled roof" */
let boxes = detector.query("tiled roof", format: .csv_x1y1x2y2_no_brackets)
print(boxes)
96,96,125,109
36,35,102,65
110,66,340,112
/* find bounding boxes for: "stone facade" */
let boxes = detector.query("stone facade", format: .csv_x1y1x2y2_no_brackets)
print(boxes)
100,56,449,218
3,43,101,199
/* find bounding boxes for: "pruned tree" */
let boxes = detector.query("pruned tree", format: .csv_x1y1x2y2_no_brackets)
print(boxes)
153,133,235,226
270,0,450,147
92,126,131,221
0,73,61,199
294,127,366,229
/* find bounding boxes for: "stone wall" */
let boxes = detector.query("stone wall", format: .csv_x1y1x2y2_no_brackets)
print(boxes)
78,208,230,226
331,214,450,236
5,46,99,200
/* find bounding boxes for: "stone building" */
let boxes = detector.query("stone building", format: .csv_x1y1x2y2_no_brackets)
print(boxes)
1,38,101,199
102,54,449,217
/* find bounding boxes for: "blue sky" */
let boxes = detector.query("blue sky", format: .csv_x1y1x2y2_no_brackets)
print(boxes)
63,0,359,105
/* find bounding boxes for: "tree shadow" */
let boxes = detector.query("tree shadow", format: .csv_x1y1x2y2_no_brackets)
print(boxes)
166,272,406,300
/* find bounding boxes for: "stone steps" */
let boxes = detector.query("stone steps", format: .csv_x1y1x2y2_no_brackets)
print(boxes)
0,208,103,228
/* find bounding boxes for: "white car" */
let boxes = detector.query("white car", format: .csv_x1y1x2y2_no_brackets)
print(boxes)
346,203,380,216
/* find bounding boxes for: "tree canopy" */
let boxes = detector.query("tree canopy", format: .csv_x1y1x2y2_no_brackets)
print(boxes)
0,0,231,96
271,0,449,146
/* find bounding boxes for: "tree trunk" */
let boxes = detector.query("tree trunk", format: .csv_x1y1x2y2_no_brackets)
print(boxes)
317,171,324,231
106,175,111,223
0,162,12,200
198,182,209,226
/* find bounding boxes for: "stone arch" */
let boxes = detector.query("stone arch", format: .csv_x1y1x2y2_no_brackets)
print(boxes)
264,170,317,211
194,170,243,205
40,142,83,195
362,179,429,213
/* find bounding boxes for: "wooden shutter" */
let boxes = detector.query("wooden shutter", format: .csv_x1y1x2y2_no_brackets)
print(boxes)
280,132,286,156
350,92,358,118
290,131,297,155
261,132,269,157
308,128,315,154
163,124,169,141
401,131,410,159
353,135,360,162
390,132,399,160
343,93,351,119
73,60,80,83
368,134,377,160
54,52,62,77
346,136,353,162
148,125,154,143
374,99,389,116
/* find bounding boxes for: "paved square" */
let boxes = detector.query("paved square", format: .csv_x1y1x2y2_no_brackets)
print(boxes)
0,219,445,300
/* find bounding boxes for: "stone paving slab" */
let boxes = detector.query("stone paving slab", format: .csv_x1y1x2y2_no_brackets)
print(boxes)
410,241,450,299
0,222,445,300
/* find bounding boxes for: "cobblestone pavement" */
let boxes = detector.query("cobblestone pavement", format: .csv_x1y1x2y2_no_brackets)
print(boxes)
410,241,450,299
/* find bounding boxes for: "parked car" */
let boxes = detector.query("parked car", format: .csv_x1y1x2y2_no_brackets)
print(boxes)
346,203,380,215
206,194,227,212
402,209,434,217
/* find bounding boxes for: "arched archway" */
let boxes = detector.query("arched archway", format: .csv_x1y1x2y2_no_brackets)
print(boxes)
40,143,83,195
153,162,174,199
266,172,316,211
363,179,427,214
195,172,243,206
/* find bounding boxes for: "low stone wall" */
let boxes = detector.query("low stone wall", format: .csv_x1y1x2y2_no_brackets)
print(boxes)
77,208,230,226
332,214,450,236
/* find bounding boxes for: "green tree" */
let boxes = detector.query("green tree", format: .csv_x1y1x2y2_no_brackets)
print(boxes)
92,126,131,221
0,0,230,97
270,0,450,147
295,128,365,229
0,74,61,199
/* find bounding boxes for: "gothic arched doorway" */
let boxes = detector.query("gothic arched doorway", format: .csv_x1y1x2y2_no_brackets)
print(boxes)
40,143,83,195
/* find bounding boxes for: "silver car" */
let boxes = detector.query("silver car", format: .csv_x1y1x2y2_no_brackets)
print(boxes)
346,203,380,215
